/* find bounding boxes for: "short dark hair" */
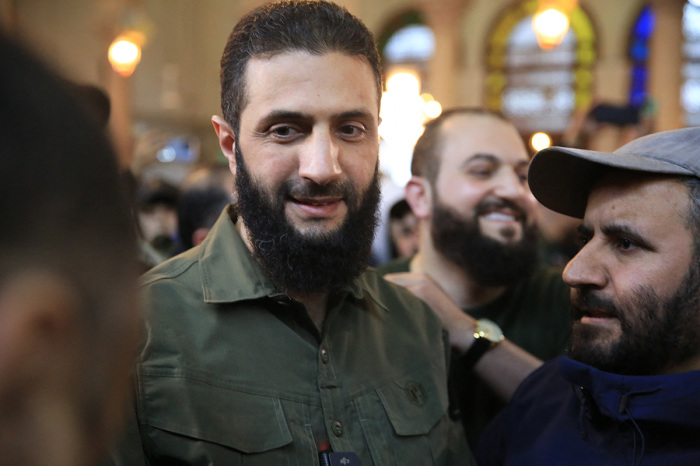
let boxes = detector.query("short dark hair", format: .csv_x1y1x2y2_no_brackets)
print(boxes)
178,186,230,250
389,198,413,220
220,0,382,134
411,107,508,183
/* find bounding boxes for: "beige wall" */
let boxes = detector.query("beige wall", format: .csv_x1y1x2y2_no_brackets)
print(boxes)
2,0,685,166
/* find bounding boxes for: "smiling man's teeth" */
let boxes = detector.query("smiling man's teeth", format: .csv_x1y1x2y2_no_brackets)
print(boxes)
483,212,516,221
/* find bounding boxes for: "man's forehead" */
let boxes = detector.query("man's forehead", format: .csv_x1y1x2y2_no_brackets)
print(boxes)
439,115,529,166
240,51,379,118
584,171,689,221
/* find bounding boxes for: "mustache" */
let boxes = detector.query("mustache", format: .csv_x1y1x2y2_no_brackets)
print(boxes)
474,197,528,221
571,289,620,319
281,178,354,199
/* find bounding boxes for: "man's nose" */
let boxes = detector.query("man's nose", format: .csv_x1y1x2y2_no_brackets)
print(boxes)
493,169,529,201
563,241,607,290
298,130,341,185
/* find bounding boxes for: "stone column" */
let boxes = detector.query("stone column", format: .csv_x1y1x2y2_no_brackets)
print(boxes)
418,0,470,107
648,0,685,131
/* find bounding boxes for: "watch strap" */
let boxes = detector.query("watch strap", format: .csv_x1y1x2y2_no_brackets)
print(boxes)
458,334,492,370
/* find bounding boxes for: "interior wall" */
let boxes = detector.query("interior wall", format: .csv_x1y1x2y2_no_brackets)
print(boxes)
1,0,679,165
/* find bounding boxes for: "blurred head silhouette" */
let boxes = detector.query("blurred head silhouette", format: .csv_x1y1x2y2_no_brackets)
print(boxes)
0,33,140,465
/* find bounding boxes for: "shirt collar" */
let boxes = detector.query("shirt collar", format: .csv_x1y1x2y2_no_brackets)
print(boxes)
197,206,381,309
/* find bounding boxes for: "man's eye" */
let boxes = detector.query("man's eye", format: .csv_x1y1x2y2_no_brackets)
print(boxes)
269,125,301,139
468,167,494,178
617,238,635,250
338,124,365,139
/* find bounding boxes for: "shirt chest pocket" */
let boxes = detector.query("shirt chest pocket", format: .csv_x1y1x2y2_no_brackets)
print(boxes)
353,369,453,466
137,373,301,465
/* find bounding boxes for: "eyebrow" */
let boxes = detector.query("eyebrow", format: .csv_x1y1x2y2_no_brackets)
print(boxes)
461,153,530,170
579,222,655,251
258,109,375,126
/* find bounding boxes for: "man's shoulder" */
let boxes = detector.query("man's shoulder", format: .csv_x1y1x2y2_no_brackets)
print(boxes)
511,357,568,403
373,256,412,276
141,246,202,288
359,268,443,326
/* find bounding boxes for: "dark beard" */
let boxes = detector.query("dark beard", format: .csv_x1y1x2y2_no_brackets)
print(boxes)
569,254,700,375
234,145,380,295
430,199,538,287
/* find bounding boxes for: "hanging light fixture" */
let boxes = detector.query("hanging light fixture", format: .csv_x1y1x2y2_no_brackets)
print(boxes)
107,5,152,77
108,32,142,77
532,0,577,50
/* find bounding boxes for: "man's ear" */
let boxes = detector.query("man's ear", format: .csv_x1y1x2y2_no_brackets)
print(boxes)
405,176,432,219
0,271,81,407
211,115,237,178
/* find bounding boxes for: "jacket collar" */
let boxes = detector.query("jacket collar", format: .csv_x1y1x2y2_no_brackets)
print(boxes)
560,356,700,427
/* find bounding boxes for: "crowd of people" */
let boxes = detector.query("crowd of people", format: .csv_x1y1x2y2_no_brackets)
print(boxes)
3,1,700,465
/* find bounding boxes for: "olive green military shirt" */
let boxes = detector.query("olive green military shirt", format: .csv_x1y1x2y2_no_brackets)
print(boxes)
376,257,570,448
113,208,474,465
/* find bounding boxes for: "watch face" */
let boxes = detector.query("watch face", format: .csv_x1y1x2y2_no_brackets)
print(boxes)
476,319,504,344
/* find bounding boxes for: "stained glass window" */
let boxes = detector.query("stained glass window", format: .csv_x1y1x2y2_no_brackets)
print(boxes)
683,1,700,126
629,5,655,108
486,0,595,135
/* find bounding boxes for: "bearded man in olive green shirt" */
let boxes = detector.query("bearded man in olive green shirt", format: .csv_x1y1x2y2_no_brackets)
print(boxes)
111,2,472,465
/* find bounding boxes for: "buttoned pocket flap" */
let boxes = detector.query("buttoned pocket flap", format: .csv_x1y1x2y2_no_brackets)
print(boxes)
139,373,293,453
376,371,448,436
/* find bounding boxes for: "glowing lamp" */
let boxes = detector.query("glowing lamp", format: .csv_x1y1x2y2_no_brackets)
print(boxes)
530,132,552,151
532,8,570,49
108,35,142,77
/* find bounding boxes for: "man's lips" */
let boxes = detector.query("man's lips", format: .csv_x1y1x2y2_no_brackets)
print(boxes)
478,207,525,223
577,307,619,324
292,196,342,207
481,211,519,222
288,196,344,217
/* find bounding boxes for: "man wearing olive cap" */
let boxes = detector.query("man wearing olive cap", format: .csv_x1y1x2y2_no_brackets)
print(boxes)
477,127,700,465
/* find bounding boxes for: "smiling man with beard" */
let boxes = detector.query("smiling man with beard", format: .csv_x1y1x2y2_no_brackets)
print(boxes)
477,127,700,465
380,108,571,447
111,2,473,465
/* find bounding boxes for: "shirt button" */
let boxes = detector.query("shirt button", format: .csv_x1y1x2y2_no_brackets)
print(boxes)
332,420,343,437
321,348,329,364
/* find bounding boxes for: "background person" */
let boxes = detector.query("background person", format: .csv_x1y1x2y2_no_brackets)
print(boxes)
380,108,570,446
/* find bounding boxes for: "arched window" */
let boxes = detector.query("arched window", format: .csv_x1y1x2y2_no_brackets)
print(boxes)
378,10,434,74
377,11,438,187
629,4,655,108
682,0,700,126
486,0,595,138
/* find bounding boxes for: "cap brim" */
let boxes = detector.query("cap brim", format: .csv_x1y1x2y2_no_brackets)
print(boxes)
529,146,693,218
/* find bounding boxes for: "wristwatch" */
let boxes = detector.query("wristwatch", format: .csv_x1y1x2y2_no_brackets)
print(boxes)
459,319,504,370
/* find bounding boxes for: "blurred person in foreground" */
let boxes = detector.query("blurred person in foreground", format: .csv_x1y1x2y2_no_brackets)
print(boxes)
111,1,472,464
380,108,570,446
478,127,700,465
0,33,140,465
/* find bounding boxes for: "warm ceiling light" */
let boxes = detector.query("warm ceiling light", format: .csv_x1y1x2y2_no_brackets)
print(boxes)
530,132,552,151
532,8,570,49
108,35,142,77
423,99,442,119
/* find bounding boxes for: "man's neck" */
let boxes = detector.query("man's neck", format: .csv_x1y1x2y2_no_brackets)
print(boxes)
662,354,700,375
287,292,329,332
237,220,329,332
412,238,506,309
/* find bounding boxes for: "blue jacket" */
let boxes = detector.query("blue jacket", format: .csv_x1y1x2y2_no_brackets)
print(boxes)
477,356,700,465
